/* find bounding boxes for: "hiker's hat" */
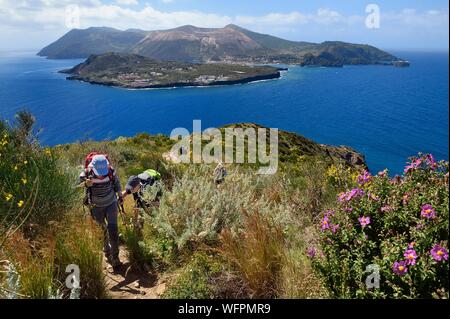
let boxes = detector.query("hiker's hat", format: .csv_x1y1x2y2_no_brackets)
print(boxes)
137,171,151,181
90,155,109,176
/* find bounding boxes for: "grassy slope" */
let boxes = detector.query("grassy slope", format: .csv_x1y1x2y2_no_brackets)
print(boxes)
49,124,364,298
1,120,361,299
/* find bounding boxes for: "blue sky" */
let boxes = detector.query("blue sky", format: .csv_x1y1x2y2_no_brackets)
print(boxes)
0,0,448,51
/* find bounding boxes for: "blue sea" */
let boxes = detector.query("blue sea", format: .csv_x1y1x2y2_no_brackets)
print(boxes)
0,50,448,174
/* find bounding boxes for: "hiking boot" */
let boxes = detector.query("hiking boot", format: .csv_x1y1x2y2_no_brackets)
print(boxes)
110,256,122,269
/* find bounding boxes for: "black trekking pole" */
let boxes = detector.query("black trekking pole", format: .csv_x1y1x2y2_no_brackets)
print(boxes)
117,201,127,227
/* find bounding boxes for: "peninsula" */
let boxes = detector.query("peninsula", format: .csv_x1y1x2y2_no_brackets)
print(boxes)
61,53,283,89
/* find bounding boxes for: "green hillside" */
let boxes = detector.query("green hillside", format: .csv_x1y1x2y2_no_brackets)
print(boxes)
1,113,448,299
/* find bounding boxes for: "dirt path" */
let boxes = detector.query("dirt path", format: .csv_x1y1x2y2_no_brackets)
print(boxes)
103,245,167,299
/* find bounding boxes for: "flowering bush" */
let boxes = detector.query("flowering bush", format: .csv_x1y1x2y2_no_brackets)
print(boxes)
311,154,449,298
0,113,77,236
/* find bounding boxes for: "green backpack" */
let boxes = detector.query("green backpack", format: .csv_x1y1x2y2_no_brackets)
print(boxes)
144,169,161,180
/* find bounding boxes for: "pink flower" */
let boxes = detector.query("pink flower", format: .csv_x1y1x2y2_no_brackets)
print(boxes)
420,204,436,219
404,158,423,174
324,210,335,217
331,224,340,234
321,216,330,231
338,189,365,202
337,192,346,202
358,216,371,227
357,170,372,185
307,247,316,258
377,170,387,178
430,244,448,262
425,154,437,170
393,261,408,276
404,249,418,265
346,188,365,201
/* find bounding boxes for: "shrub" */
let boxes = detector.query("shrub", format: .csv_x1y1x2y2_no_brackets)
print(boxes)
310,154,449,298
153,165,268,251
0,113,77,234
162,252,222,299
220,211,285,298
123,225,155,271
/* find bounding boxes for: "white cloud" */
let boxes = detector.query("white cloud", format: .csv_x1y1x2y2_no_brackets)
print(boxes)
116,0,138,5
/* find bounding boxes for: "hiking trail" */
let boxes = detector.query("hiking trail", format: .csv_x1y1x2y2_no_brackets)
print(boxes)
103,245,168,299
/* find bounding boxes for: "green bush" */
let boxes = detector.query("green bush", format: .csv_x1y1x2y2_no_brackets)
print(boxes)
162,252,222,299
123,225,155,271
311,154,449,298
0,112,77,234
153,165,291,251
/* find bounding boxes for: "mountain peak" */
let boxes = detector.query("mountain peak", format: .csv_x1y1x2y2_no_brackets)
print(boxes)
172,25,210,32
224,24,244,30
38,24,398,65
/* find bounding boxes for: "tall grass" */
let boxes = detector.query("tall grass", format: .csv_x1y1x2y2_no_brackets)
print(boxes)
1,212,108,299
123,225,154,271
280,247,327,298
53,215,107,299
220,211,285,298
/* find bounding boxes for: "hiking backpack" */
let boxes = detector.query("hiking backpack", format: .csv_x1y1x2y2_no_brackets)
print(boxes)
144,169,161,180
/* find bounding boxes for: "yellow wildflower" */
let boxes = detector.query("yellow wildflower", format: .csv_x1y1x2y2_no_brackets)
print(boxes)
326,165,338,178
17,200,24,208
22,178,27,185
24,160,28,165
5,193,13,201
14,165,18,171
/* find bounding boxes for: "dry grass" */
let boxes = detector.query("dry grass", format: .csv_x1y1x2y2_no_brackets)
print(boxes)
220,211,285,298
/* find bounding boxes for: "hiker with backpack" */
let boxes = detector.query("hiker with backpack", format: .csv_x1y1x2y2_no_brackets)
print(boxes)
121,169,162,236
122,169,162,210
213,162,227,185
80,153,123,268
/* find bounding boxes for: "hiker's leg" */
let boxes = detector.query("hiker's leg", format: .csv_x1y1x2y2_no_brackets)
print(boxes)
91,206,110,256
105,202,119,260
